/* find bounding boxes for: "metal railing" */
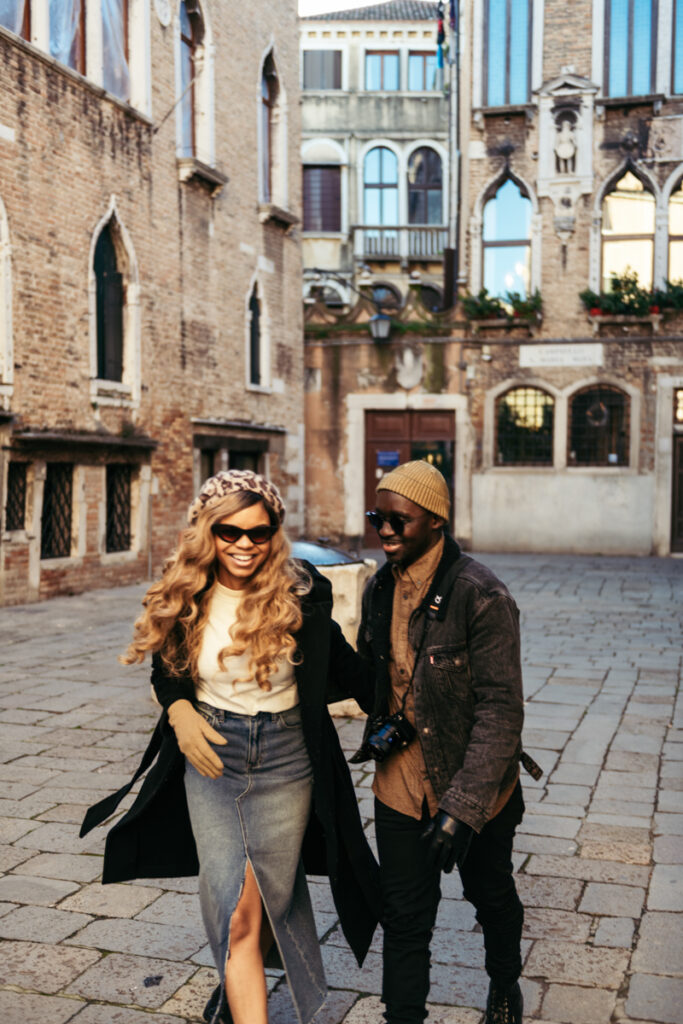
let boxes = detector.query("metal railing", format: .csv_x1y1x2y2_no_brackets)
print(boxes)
353,225,448,260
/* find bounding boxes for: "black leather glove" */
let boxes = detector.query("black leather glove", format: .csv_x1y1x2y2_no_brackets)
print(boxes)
421,811,474,873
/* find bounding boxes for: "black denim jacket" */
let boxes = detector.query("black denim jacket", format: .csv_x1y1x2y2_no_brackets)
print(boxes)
357,535,524,833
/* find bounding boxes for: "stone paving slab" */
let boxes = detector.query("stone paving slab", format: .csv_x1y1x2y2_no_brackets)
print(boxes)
541,983,617,1024
626,974,683,1024
0,938,101,992
0,989,84,1024
0,555,681,1022
65,951,197,1009
0,904,94,942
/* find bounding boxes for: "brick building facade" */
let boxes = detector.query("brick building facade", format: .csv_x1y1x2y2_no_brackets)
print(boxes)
0,0,303,604
304,0,683,557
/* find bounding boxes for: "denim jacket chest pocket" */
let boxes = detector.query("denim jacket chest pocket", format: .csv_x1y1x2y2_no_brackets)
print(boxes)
424,643,471,700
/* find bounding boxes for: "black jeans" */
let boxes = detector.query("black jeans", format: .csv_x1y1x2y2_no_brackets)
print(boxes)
375,782,525,1024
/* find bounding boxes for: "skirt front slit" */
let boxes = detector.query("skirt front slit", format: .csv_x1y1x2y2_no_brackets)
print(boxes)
184,703,326,1024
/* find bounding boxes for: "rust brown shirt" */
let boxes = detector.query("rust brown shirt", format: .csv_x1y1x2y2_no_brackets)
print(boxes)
372,535,518,823
372,536,444,820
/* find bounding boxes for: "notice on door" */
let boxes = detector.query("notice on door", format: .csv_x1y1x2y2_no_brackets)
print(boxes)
377,451,400,468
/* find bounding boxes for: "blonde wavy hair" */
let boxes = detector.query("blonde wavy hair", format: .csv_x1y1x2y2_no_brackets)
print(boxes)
122,491,311,690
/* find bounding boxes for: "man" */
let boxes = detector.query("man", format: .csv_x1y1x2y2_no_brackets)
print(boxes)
353,460,533,1024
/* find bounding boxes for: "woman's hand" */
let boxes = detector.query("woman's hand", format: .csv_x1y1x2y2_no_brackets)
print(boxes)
168,700,226,779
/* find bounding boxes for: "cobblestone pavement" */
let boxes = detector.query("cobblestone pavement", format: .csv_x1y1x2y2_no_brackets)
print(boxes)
0,553,681,1024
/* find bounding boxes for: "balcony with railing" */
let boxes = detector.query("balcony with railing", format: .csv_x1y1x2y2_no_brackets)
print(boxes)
353,225,448,262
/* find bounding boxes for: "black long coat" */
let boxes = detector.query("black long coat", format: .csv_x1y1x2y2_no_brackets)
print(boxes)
81,567,380,966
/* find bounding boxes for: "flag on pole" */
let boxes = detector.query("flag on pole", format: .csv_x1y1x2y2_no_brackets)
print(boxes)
449,0,457,31
436,1,445,69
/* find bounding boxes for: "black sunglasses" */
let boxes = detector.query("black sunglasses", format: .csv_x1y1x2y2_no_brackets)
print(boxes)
365,510,426,535
211,523,277,545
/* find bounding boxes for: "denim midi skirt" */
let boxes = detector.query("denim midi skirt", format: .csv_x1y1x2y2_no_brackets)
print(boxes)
184,702,326,1024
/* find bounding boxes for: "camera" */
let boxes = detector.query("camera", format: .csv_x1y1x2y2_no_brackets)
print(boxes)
349,712,416,764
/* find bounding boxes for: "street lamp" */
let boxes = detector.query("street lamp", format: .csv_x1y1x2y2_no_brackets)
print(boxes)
368,313,392,341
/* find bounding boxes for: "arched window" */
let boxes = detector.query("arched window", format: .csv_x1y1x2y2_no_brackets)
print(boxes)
568,385,629,466
363,147,398,255
102,0,130,100
605,0,656,97
372,282,401,310
669,180,683,282
485,0,531,106
483,179,531,298
601,170,655,290
408,148,442,225
419,284,443,313
179,0,204,158
248,285,262,386
260,54,279,203
94,223,123,382
496,387,554,465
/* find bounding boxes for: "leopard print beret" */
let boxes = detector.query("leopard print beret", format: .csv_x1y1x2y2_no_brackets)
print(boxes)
187,470,286,525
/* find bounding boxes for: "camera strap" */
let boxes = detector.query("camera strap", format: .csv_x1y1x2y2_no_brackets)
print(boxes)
397,555,472,714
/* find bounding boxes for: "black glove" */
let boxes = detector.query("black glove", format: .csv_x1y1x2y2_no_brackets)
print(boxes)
421,811,474,873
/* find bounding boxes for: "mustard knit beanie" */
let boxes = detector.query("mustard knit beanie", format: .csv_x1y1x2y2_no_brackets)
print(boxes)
376,460,450,520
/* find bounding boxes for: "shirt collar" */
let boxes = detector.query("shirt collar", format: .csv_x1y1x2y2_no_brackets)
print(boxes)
393,534,444,591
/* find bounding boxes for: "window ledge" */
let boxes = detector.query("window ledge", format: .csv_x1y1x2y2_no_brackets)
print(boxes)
245,383,273,395
177,157,228,194
467,315,542,336
597,93,665,112
587,312,662,335
101,549,140,564
11,429,157,452
565,465,634,473
474,103,535,124
40,555,81,568
259,204,299,229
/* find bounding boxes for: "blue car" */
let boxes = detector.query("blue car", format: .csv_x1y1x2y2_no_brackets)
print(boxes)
291,541,359,565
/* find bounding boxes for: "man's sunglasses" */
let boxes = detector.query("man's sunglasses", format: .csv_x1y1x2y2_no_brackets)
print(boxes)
211,523,277,545
365,510,426,535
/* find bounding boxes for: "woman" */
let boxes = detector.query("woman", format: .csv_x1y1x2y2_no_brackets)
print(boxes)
81,470,379,1024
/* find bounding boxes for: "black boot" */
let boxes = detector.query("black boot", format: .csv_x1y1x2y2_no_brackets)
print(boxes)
202,985,233,1024
485,980,523,1024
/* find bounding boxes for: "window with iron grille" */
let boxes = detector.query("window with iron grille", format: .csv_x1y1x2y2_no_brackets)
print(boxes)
5,462,27,531
303,166,341,232
496,387,554,465
41,464,73,559
106,464,132,552
568,386,629,466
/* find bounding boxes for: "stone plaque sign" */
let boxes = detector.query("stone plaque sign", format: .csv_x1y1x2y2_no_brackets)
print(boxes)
519,343,604,367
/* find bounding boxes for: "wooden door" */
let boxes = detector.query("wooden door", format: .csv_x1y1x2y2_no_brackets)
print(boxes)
364,410,455,545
